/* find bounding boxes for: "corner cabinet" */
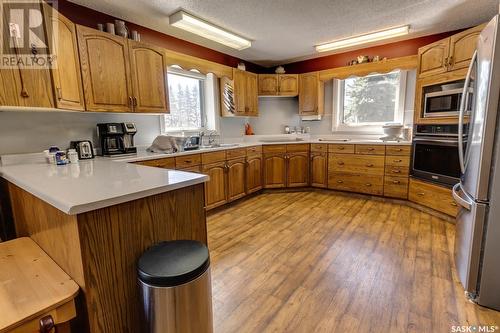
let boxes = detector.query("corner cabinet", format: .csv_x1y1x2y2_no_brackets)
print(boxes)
227,68,258,117
42,3,85,110
77,25,169,113
299,72,324,116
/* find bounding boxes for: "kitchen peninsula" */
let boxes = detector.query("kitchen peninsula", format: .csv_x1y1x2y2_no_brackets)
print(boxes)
0,159,208,332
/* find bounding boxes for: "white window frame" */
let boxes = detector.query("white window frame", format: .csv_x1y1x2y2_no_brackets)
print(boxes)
332,70,407,134
161,67,207,133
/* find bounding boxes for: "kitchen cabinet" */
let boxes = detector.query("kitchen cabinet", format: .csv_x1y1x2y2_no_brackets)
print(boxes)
227,158,246,202
230,68,258,116
299,72,324,116
77,25,133,112
417,24,485,78
246,155,263,194
310,152,328,188
408,178,458,216
129,40,169,113
203,161,227,210
329,172,384,196
258,74,298,96
287,152,309,187
42,3,85,111
263,154,287,188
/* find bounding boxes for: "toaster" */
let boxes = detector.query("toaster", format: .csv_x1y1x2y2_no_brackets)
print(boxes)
70,140,95,159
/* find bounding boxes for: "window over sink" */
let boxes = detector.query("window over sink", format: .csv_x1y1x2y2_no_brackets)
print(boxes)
332,70,407,133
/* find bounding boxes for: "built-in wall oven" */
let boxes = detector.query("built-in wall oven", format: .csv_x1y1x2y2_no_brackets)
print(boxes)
411,124,466,186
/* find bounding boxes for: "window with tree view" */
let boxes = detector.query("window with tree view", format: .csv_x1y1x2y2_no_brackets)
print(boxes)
164,70,205,131
337,71,405,129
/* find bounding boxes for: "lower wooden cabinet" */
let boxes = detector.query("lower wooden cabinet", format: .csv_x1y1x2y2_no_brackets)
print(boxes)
202,161,227,210
246,155,263,194
263,154,287,188
329,172,384,196
287,152,309,187
384,176,409,199
310,152,328,188
227,158,246,202
408,178,459,216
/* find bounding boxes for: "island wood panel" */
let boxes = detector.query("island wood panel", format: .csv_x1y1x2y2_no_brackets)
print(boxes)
8,182,207,333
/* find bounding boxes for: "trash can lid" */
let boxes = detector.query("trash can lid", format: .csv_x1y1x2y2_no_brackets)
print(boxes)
137,240,210,287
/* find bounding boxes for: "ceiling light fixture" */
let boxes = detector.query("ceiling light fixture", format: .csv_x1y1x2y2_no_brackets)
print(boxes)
315,25,410,53
169,10,252,50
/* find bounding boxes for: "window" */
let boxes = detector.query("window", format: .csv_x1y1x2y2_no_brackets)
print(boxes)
333,70,407,132
163,67,206,132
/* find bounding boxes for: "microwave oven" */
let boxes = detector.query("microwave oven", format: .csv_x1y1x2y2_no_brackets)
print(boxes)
424,87,473,118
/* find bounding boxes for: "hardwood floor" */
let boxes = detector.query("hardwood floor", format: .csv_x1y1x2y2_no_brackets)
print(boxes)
207,190,500,333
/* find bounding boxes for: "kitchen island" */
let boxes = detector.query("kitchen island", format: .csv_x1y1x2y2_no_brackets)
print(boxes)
0,159,208,333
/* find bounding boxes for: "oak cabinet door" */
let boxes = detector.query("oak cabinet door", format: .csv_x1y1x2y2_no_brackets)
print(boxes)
299,72,323,115
245,71,258,116
43,4,85,110
278,74,298,96
129,40,169,113
287,152,309,187
246,156,263,194
258,74,278,95
449,24,484,72
202,162,227,210
418,38,450,78
233,69,247,115
263,154,287,188
77,25,133,112
310,153,327,188
227,158,246,202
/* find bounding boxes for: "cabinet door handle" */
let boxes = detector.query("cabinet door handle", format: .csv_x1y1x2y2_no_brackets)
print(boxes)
444,57,449,68
451,202,458,207
392,180,401,184
128,96,133,107
337,180,343,184
417,192,425,196
365,183,372,187
393,159,402,163
366,163,374,167
448,55,453,69
56,87,62,100
337,161,344,165
133,96,138,107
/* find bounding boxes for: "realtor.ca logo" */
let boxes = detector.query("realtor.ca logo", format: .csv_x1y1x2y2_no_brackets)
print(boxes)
1,0,58,69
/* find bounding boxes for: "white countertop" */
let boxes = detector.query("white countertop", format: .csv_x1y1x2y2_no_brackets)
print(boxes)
0,159,208,215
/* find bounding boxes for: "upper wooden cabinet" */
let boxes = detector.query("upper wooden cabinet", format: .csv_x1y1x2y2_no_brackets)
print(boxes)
128,40,169,113
299,72,324,116
77,25,133,112
42,4,85,111
418,24,485,78
222,69,258,117
258,74,298,96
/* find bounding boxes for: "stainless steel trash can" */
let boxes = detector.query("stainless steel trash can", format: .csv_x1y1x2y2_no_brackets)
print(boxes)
137,240,213,333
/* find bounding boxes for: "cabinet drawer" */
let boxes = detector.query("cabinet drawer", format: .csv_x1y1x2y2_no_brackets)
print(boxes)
178,165,202,173
311,143,327,153
328,144,354,154
202,151,226,164
386,145,411,156
329,154,385,175
408,179,458,216
286,143,310,152
263,145,286,154
226,148,246,160
385,156,410,176
328,172,383,196
246,145,262,156
384,176,409,199
355,145,385,155
135,158,175,169
175,154,201,169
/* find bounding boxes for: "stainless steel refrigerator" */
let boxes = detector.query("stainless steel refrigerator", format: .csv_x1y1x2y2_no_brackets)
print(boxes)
452,14,500,311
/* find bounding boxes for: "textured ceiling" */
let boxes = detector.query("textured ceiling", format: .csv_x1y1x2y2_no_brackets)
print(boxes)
68,0,499,67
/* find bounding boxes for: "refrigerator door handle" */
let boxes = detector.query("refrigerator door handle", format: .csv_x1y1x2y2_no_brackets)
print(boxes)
453,183,472,210
458,50,477,174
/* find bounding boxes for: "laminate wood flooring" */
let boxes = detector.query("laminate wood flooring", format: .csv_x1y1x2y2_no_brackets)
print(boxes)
207,190,500,333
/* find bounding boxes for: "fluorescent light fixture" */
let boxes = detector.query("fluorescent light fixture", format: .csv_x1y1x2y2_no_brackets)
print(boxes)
169,10,251,50
315,25,410,53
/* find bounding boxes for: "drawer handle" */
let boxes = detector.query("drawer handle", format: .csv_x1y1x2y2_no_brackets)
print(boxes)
366,163,374,167
451,202,458,206
396,148,403,152
393,159,402,163
337,161,345,165
337,180,344,184
185,160,192,164
392,180,401,184
365,183,372,187
367,148,375,151
417,192,425,196
338,147,345,150
391,170,401,173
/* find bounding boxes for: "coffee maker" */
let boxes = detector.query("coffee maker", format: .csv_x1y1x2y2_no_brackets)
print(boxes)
97,122,137,156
